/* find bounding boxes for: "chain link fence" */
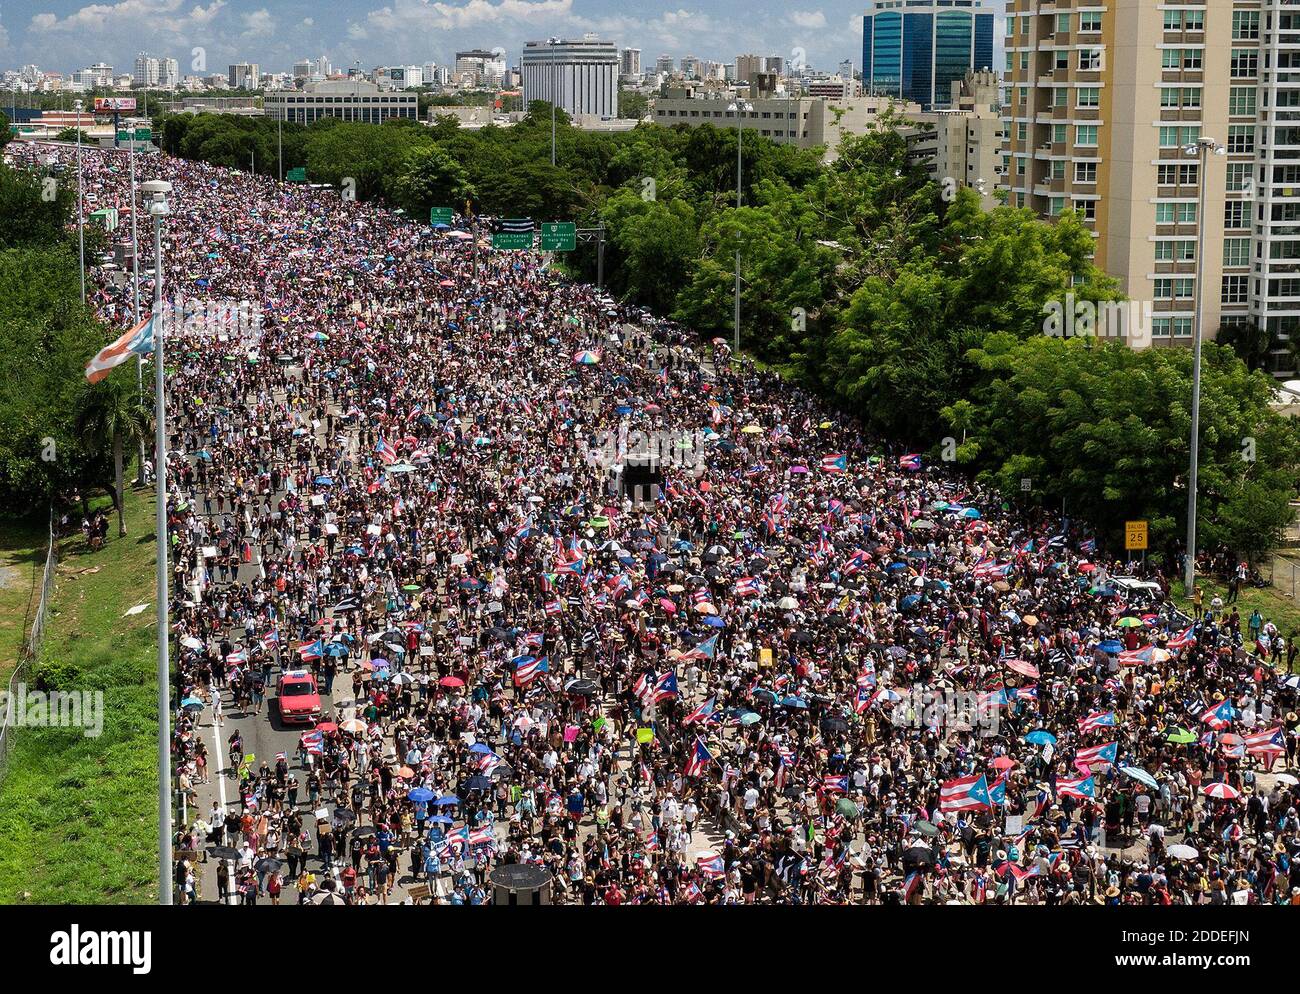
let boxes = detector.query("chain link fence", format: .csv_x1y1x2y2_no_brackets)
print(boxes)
0,511,58,784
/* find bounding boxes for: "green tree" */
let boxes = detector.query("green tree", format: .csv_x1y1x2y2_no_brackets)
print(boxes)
74,376,150,536
389,144,474,218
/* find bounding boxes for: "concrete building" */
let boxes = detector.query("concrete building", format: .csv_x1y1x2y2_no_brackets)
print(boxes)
620,48,642,80
681,55,701,79
907,69,1003,209
263,79,419,124
455,50,507,88
134,54,178,89
228,63,261,90
652,80,919,161
998,0,1281,356
521,37,619,119
655,54,675,76
862,0,995,110
70,64,114,91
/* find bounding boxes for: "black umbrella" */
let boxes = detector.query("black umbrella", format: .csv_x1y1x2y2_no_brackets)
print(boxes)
791,631,815,645
332,808,357,824
351,825,377,839
209,845,239,861
465,775,492,792
902,846,936,871
565,678,599,696
821,716,849,734
255,857,284,874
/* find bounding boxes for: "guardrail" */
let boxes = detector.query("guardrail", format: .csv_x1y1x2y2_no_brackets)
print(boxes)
0,510,57,784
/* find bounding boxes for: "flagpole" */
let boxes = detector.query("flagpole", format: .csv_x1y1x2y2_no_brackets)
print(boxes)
130,131,146,484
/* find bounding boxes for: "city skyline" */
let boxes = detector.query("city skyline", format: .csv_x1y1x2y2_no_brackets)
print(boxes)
0,0,1007,77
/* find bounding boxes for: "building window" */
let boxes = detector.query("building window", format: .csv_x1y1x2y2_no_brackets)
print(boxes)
1162,48,1202,71
1227,162,1252,192
1173,318,1193,337
1053,124,1068,143
1223,275,1248,304
1056,12,1070,33
1053,87,1068,108
1224,238,1250,267
1231,50,1258,79
1074,161,1097,183
1048,196,1065,216
1079,49,1103,71
1079,11,1102,33
1075,124,1098,146
1229,87,1256,117
1227,125,1255,154
1233,11,1260,40
1077,87,1100,109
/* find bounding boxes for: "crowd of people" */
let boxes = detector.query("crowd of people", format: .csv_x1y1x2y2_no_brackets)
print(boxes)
11,138,1300,906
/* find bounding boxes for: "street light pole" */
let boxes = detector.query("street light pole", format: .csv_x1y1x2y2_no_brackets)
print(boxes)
550,38,559,167
74,99,85,303
1183,137,1225,592
729,99,751,353
130,130,146,483
142,178,173,905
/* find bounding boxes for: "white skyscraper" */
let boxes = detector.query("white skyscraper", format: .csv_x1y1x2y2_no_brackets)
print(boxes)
521,36,619,119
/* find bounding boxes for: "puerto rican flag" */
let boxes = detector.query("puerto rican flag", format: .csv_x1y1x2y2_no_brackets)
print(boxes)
1167,625,1198,651
654,671,679,702
734,576,761,597
1199,699,1236,730
555,556,586,576
543,599,563,616
1245,725,1286,758
681,634,719,662
684,697,716,725
260,630,280,651
972,559,1012,580
683,737,714,778
633,672,656,704
841,549,869,576
1074,741,1117,769
696,853,725,878
225,649,248,666
514,655,549,686
85,315,155,383
375,437,398,465
820,453,847,474
899,453,922,472
300,730,324,755
1078,711,1116,733
468,825,495,847
1057,775,1096,800
822,775,849,794
939,773,991,813
1079,537,1096,554
298,639,323,661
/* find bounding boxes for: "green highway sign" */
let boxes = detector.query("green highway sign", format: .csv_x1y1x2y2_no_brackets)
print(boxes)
540,222,577,252
430,207,454,226
134,127,152,140
286,167,307,182
491,219,535,250
116,130,130,141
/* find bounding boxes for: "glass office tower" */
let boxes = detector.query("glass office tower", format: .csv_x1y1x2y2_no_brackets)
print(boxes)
863,0,994,109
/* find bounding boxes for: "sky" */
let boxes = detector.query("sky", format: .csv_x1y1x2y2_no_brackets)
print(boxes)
0,0,1004,76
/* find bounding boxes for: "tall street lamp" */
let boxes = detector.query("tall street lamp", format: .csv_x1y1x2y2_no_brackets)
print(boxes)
728,98,753,353
1182,137,1226,591
142,177,174,905
549,37,562,167
74,99,85,303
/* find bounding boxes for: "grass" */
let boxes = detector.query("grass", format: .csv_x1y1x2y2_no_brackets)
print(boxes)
0,487,161,903
1169,577,1300,673
0,517,47,684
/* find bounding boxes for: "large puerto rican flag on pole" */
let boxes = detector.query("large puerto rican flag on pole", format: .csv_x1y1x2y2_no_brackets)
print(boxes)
85,316,155,383
939,773,991,813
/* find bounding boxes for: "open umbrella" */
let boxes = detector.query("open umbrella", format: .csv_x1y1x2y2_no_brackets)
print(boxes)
1120,766,1159,790
1202,782,1240,800
408,787,435,803
1166,727,1197,745
1024,729,1056,747
1166,844,1199,860
1005,659,1040,679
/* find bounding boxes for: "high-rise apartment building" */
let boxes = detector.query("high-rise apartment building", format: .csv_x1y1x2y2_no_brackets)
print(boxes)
655,54,676,76
862,0,994,110
999,0,1291,357
228,63,261,90
521,37,619,119
620,48,642,78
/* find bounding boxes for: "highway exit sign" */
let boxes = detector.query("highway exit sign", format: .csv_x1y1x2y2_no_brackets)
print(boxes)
430,207,454,226
540,221,576,252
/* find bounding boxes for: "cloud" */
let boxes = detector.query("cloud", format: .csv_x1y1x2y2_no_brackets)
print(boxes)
788,10,826,30
241,8,276,37
302,17,314,27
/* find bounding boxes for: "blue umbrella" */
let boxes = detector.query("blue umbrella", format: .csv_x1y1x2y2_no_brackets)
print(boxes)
961,508,982,519
781,696,808,709
886,562,908,572
429,815,453,826
1025,729,1057,746
1098,640,1123,654
408,787,434,803
435,795,461,806
739,711,762,725
469,743,493,754
180,696,204,711
465,775,492,792
1121,766,1159,790
702,615,726,628
752,688,778,703
314,475,333,486
900,594,922,611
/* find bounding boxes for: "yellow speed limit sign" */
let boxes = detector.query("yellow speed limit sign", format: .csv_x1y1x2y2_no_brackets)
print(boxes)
1125,520,1148,551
